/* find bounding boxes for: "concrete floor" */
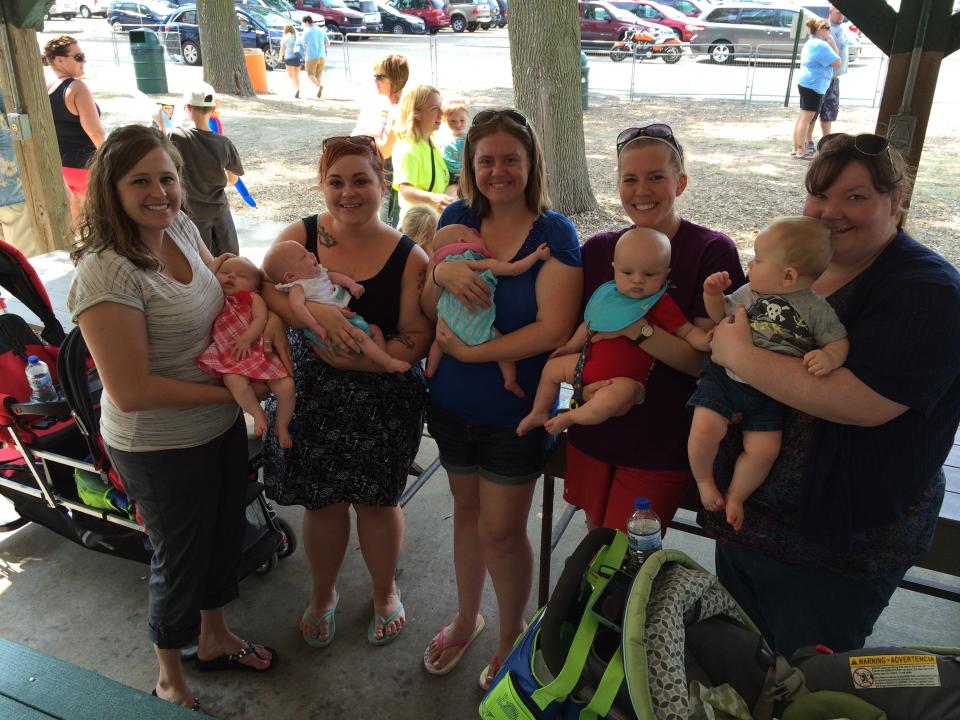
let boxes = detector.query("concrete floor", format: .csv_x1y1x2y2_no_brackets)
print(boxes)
2,432,959,720
3,219,958,720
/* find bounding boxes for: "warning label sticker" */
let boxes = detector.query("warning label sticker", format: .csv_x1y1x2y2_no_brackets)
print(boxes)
848,655,941,689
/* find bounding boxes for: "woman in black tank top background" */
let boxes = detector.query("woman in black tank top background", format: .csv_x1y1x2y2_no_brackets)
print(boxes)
43,35,105,222
261,136,431,649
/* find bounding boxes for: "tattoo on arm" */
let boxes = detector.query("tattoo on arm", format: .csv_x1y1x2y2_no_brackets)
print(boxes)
394,333,415,349
318,225,337,248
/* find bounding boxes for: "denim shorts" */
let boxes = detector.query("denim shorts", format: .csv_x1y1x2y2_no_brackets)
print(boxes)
426,400,551,485
688,359,784,432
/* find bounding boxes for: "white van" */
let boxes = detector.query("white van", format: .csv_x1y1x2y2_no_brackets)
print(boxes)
46,0,80,19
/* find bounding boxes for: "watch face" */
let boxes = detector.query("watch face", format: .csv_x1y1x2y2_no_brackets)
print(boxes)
641,323,654,338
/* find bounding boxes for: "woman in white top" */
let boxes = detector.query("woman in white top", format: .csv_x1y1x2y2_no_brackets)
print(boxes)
282,24,302,99
68,126,289,712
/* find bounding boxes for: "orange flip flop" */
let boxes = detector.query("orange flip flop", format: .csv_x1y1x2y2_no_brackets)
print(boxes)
423,614,485,675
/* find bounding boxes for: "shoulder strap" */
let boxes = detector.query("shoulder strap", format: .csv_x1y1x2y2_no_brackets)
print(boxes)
428,137,436,193
303,214,320,257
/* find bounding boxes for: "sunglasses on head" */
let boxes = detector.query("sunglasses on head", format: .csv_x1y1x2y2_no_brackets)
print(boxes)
322,135,377,151
817,132,888,155
471,108,529,128
616,124,682,158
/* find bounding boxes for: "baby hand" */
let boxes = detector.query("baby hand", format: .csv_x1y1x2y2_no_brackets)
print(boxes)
703,271,732,296
230,338,252,361
346,282,365,299
803,348,838,376
533,243,551,261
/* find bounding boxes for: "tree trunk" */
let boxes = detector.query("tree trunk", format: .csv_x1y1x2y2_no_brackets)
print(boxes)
197,0,255,96
509,0,596,215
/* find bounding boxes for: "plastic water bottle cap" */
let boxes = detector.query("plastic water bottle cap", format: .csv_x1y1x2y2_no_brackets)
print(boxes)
27,355,39,364
635,497,651,510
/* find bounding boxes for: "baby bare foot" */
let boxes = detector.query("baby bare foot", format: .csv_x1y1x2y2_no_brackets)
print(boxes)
544,413,574,436
516,411,549,437
251,408,268,437
726,500,745,532
277,427,293,449
696,479,725,512
504,380,525,398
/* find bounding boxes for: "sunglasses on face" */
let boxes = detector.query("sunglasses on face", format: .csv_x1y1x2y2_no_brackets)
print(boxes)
471,108,529,128
817,132,888,155
373,74,386,81
70,52,86,62
322,135,377,151
616,124,682,158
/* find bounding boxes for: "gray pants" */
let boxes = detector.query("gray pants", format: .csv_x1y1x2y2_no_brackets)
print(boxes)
193,210,239,256
106,415,248,649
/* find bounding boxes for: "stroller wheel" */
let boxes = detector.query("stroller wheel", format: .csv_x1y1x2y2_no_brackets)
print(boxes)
276,516,297,558
255,553,279,575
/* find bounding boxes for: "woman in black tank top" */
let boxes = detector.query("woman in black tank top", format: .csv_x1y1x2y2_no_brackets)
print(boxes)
43,36,104,220
261,136,431,649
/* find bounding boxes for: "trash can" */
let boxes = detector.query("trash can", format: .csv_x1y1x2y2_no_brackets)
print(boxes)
128,28,168,94
580,51,589,111
244,48,268,94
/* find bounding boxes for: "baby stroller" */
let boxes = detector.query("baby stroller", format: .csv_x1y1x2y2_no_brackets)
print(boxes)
0,239,296,576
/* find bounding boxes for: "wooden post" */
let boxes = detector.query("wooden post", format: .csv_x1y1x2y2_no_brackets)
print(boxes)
0,22,72,254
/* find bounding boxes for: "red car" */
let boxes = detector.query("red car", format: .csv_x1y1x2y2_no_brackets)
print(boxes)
386,0,450,33
611,0,704,41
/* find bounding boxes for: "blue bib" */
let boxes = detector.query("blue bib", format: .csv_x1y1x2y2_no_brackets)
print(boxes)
583,281,669,332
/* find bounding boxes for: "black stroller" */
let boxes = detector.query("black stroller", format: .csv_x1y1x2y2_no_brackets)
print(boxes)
0,239,296,576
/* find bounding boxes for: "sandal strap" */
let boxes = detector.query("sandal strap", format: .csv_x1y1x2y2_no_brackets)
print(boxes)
227,640,260,663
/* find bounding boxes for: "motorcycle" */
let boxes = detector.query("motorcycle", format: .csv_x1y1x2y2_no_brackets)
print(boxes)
609,25,682,64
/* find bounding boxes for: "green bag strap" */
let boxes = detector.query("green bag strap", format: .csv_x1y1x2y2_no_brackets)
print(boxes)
579,645,625,720
531,532,629,710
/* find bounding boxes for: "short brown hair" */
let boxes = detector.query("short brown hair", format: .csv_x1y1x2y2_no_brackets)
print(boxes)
42,35,77,65
766,216,833,277
459,109,551,218
805,134,911,198
318,136,385,186
72,125,184,272
373,54,409,96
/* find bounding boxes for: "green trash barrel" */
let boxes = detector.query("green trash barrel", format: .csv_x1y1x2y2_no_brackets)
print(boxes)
580,51,589,111
129,28,168,94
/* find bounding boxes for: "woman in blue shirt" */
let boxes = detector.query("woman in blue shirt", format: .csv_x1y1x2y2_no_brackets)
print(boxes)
420,109,581,689
793,19,839,159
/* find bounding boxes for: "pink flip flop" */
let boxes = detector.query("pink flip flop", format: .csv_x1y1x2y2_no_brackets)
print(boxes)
479,654,502,692
423,614,485,675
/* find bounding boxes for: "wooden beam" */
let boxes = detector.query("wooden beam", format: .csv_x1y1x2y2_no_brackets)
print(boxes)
832,0,897,55
0,22,72,254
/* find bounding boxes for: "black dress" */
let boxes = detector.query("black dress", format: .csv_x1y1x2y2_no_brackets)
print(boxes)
263,217,428,509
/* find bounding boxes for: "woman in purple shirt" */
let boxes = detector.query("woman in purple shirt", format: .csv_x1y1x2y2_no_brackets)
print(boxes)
564,124,745,532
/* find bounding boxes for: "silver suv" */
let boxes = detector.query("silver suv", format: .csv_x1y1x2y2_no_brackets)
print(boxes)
446,0,490,32
690,2,816,64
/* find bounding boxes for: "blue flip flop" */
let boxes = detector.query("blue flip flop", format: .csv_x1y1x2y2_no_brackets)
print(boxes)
302,593,338,648
368,589,404,646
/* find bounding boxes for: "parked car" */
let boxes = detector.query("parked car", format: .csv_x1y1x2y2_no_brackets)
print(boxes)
385,0,449,33
46,0,79,20
376,1,426,33
343,0,383,32
161,4,288,70
610,0,703,40
289,0,367,36
689,2,818,64
492,0,506,27
656,0,711,17
234,0,314,24
579,1,647,46
483,0,500,28
447,0,490,32
798,2,862,61
106,0,176,31
78,0,108,18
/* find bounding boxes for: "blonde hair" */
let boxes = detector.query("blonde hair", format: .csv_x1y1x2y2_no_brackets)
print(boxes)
399,205,439,249
806,17,830,34
374,54,410,96
397,84,440,143
221,256,263,292
766,216,833,277
283,24,296,35
442,99,468,122
262,240,306,284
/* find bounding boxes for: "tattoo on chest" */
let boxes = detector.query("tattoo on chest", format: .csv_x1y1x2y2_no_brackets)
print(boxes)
317,225,337,248
394,333,415,349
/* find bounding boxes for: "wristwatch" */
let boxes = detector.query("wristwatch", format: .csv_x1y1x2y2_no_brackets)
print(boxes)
633,322,654,345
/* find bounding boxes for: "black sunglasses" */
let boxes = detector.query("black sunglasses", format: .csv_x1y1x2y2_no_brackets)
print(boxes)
373,73,386,81
71,52,86,62
817,132,888,155
322,135,377,151
616,124,683,158
471,108,528,128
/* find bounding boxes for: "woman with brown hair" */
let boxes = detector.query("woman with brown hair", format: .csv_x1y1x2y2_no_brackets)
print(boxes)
43,35,105,221
261,135,430,648
68,125,284,712
707,133,960,657
420,109,581,689
793,19,840,158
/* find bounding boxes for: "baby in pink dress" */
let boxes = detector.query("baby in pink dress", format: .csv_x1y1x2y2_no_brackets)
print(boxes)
197,256,296,447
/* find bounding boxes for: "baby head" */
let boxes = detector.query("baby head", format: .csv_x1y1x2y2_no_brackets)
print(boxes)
442,99,469,138
262,240,321,284
216,256,262,296
431,223,481,255
612,227,672,299
400,205,439,250
748,216,832,294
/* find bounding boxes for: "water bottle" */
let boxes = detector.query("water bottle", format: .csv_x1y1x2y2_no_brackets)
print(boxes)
625,497,662,573
25,355,58,402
